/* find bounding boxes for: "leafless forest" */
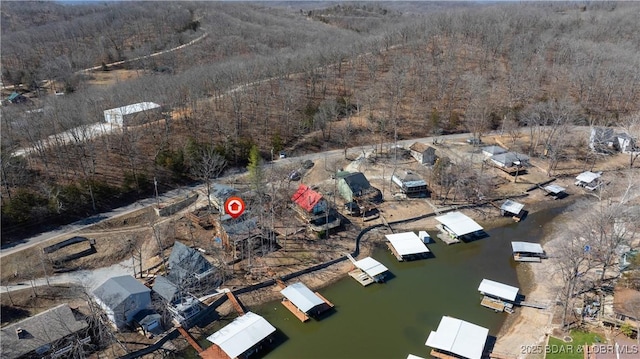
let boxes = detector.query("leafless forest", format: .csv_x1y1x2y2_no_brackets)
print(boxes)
1,1,639,242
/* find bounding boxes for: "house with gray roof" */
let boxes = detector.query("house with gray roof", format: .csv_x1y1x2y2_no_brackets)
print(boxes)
1,304,89,359
209,183,239,213
391,170,429,196
409,142,437,165
93,275,151,329
490,152,530,168
337,172,382,203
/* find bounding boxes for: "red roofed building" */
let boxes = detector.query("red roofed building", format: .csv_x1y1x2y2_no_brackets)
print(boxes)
291,184,327,215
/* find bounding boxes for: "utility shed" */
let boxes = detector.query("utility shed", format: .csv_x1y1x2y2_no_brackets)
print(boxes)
103,102,161,127
1,304,89,359
575,171,603,190
385,232,430,261
425,316,489,359
281,282,325,314
478,279,519,302
511,241,546,262
353,257,389,282
435,212,483,239
206,312,276,359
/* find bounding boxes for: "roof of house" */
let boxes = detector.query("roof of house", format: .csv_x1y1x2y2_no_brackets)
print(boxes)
511,241,544,254
206,312,276,359
490,152,530,165
576,171,602,183
425,316,489,359
500,200,524,215
210,183,238,201
280,282,325,313
478,279,519,301
341,172,372,193
353,257,389,277
291,184,324,212
93,275,150,309
591,127,616,142
152,275,180,303
613,287,640,319
166,241,213,284
103,102,160,115
1,304,88,359
385,232,430,256
481,145,507,155
435,211,483,237
409,142,435,153
221,216,259,240
392,171,427,188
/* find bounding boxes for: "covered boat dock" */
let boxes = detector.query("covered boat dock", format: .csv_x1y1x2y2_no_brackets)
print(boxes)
385,232,430,261
511,241,546,262
435,211,484,244
204,312,276,359
349,256,389,286
543,184,567,199
425,316,489,359
280,282,334,321
500,200,525,222
478,279,519,313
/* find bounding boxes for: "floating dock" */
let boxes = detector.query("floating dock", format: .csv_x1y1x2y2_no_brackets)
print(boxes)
348,268,375,286
226,291,245,316
315,291,335,308
436,231,461,245
281,298,310,322
481,296,514,313
429,349,458,359
516,300,548,309
387,242,404,261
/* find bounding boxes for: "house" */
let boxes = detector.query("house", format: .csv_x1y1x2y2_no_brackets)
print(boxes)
409,142,437,165
481,145,507,157
435,211,484,241
575,171,603,191
490,152,530,168
1,304,89,359
336,172,382,204
93,275,152,329
589,127,638,154
615,132,638,154
216,214,271,260
392,170,429,197
280,282,333,319
511,241,546,262
612,287,640,324
425,316,489,359
209,183,239,214
205,312,276,359
103,102,162,127
385,232,430,261
291,184,341,232
478,279,519,313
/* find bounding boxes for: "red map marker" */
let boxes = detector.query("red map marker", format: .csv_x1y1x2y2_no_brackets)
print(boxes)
224,196,245,219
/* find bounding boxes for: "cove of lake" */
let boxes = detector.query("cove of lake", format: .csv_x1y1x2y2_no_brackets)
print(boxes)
190,207,564,359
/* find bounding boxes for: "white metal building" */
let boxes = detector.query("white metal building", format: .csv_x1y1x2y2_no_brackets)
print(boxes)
478,279,519,302
385,232,430,260
353,257,389,281
103,102,161,127
435,212,483,239
280,282,325,314
425,316,489,359
206,312,276,359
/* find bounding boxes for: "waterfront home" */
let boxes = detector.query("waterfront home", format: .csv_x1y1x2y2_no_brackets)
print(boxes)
425,316,489,359
291,183,341,232
511,241,546,262
280,282,334,321
93,275,152,330
435,211,484,243
481,145,506,158
409,142,437,165
392,170,429,197
575,171,603,191
206,312,276,359
209,183,239,214
336,171,382,204
0,304,89,359
385,232,430,261
478,279,520,313
500,199,525,221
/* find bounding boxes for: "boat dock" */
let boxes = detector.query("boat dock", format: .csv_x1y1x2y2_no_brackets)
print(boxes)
429,349,458,359
178,324,229,359
348,268,375,286
481,296,514,313
281,298,310,322
226,291,245,316
516,300,548,309
386,242,404,261
435,225,461,245
315,291,335,308
513,254,542,262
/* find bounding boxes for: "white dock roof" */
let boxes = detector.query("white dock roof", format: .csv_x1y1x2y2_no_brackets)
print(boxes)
500,200,524,215
385,232,430,256
544,184,566,194
207,312,276,359
576,171,601,183
280,282,324,313
435,212,483,237
478,279,519,301
407,355,425,359
354,257,389,277
511,241,544,254
425,316,489,359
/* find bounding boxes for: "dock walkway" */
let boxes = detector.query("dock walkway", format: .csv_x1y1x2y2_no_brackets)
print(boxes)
315,291,335,308
481,296,514,313
348,268,374,286
435,225,461,245
225,291,245,316
516,300,548,309
281,298,310,322
386,242,404,261
430,349,458,359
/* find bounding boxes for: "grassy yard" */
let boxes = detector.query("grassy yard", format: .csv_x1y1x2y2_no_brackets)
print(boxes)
546,330,605,359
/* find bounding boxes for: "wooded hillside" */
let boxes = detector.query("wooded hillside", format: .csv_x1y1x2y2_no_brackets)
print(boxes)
1,1,639,241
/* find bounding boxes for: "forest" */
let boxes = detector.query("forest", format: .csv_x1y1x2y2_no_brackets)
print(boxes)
1,1,639,242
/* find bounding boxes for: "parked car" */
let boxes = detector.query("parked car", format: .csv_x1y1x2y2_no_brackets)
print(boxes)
466,137,482,145
302,159,314,169
279,151,287,159
288,170,301,181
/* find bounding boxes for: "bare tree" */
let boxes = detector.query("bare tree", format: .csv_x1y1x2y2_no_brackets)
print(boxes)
190,146,227,209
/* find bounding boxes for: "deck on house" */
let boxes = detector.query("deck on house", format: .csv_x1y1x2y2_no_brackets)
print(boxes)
348,268,375,286
281,298,310,322
429,349,458,359
481,296,514,313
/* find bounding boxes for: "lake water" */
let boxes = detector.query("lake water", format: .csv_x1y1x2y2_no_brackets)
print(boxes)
190,207,565,359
